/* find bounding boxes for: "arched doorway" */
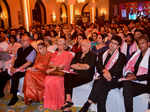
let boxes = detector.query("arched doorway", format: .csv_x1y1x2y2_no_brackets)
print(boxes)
81,3,90,23
81,3,98,23
32,0,46,25
0,0,11,29
60,3,68,24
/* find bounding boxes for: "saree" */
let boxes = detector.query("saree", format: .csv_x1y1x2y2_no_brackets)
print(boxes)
44,51,73,110
23,52,52,104
121,41,138,56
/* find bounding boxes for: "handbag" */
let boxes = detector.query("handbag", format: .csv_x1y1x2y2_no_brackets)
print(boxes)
49,70,65,76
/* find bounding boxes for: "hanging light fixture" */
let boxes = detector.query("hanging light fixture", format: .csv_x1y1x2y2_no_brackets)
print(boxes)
77,0,85,3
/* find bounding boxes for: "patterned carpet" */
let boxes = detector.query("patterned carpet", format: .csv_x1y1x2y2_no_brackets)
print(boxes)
0,81,95,112
0,94,94,112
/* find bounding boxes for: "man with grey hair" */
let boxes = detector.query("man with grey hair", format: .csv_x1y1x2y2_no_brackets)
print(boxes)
0,33,36,106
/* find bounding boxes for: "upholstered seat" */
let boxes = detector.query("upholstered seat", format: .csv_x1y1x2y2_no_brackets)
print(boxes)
72,81,149,112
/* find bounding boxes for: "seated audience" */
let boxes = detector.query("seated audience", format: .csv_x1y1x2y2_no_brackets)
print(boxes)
0,34,36,106
79,35,126,112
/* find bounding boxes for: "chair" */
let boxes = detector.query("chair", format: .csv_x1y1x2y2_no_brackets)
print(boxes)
72,81,97,111
106,88,125,112
72,82,149,112
133,93,149,112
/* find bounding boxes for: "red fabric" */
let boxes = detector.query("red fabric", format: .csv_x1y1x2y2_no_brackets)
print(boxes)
23,52,52,104
71,44,81,53
44,51,73,110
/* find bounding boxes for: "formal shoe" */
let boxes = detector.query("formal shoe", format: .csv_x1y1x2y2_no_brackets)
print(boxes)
61,101,74,110
8,96,18,106
79,101,91,112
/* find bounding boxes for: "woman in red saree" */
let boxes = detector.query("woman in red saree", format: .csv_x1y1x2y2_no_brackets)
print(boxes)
44,38,73,110
23,43,52,104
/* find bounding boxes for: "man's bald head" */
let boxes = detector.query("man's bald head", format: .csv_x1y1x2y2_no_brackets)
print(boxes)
80,39,91,46
80,39,91,53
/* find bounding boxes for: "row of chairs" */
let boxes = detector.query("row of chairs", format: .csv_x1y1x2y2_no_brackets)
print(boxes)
72,81,150,112
16,75,149,112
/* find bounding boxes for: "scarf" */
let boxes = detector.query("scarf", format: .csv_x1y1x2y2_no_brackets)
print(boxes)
103,49,119,70
124,48,150,77
94,49,119,79
121,41,138,56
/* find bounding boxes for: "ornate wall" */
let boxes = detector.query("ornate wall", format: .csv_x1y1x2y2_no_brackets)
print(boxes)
3,0,109,29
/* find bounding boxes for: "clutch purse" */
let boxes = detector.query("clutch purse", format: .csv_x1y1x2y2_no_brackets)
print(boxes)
47,66,65,76
49,70,65,76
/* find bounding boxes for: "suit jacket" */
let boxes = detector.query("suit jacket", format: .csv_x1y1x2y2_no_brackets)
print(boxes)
96,51,126,81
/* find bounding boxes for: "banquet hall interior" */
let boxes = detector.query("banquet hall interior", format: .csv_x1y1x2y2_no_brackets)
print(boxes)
0,0,150,112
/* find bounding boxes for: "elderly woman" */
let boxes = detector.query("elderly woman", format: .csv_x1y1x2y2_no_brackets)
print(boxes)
23,42,52,104
44,38,74,110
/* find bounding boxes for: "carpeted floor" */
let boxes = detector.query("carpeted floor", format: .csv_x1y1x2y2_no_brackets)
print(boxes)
0,94,94,112
0,82,95,112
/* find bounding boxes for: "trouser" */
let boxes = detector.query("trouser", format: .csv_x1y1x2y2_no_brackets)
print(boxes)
122,81,150,112
11,72,25,97
0,70,11,94
88,78,121,112
64,73,92,98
